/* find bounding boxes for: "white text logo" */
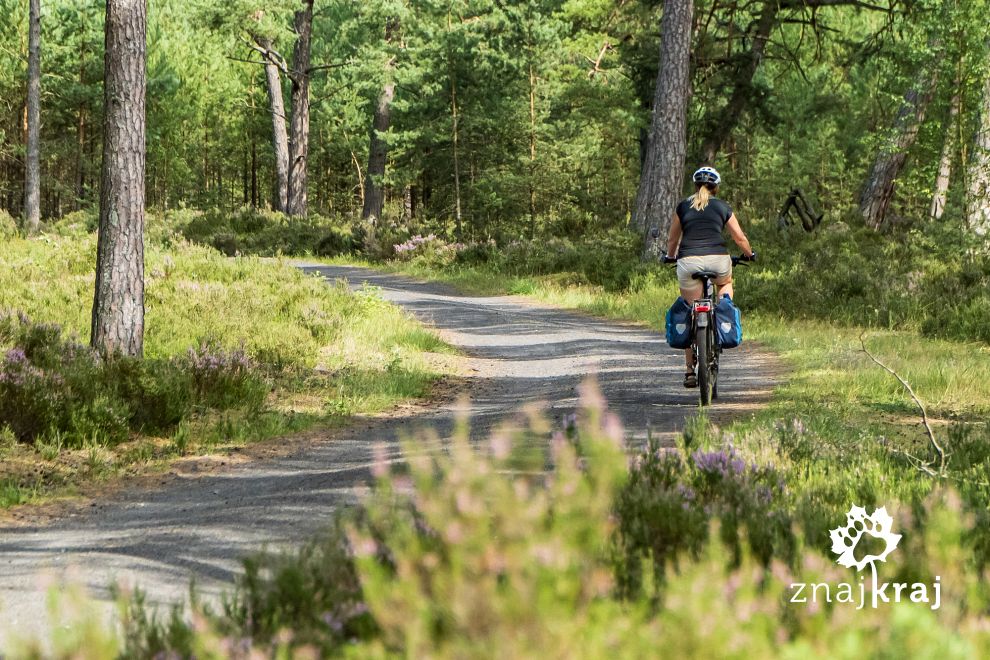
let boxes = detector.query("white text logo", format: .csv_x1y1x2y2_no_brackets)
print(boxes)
790,505,940,610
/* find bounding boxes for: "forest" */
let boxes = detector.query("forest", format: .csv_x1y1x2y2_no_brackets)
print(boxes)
4,0,990,656
2,0,987,243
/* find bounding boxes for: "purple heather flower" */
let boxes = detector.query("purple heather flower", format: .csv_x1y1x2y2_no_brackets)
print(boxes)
4,347,27,365
692,447,747,478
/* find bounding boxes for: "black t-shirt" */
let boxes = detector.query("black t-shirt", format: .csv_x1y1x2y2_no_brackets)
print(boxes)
675,197,733,257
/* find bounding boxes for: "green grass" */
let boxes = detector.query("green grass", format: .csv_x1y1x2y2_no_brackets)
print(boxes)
0,478,38,508
0,231,454,509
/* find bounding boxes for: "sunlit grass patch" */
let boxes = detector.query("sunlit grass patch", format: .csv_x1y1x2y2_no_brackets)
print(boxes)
0,232,453,509
0,478,39,508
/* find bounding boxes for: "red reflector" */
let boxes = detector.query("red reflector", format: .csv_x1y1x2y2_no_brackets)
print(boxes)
695,304,711,312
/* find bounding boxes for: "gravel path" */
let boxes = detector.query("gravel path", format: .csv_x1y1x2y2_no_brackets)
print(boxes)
0,265,780,648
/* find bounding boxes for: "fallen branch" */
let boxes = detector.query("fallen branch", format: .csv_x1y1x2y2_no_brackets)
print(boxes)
860,331,946,475
876,439,939,477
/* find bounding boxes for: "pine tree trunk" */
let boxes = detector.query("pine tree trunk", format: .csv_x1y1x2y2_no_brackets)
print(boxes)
23,0,41,234
242,146,248,205
362,19,398,224
403,184,414,220
967,59,990,236
528,60,538,237
931,70,962,220
860,74,938,230
91,0,146,357
251,139,258,207
446,10,463,238
450,64,463,239
286,0,313,217
256,36,289,213
76,105,86,209
361,79,394,222
630,0,693,250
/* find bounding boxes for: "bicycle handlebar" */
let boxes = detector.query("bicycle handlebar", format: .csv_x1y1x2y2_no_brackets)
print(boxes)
662,251,758,266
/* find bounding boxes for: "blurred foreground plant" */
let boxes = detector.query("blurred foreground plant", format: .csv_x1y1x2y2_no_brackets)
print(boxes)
349,383,659,657
20,386,990,658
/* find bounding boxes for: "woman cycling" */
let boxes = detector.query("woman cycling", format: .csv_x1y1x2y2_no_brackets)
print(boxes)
664,166,756,388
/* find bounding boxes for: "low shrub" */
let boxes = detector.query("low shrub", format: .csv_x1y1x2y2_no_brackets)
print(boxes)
393,234,465,269
0,208,17,238
741,218,990,344
616,420,794,597
47,208,98,235
186,342,267,410
0,312,267,447
360,220,416,260
314,226,358,257
489,228,644,290
170,206,357,257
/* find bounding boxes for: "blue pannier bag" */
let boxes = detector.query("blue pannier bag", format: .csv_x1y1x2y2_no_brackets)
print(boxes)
664,297,692,349
715,294,742,348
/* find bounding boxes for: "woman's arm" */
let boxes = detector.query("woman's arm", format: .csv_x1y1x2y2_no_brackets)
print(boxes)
666,213,682,258
726,214,754,256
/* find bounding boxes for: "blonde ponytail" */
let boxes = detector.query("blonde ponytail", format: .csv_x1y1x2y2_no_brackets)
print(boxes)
691,185,714,211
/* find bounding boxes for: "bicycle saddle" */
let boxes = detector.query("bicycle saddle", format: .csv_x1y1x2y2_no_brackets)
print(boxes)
691,270,721,281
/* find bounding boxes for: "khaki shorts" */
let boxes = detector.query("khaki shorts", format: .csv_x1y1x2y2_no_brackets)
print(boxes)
677,255,732,290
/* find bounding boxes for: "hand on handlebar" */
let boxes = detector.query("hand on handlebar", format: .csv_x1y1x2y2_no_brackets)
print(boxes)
732,251,757,265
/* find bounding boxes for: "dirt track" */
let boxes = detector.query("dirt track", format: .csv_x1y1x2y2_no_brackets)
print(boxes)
0,265,780,648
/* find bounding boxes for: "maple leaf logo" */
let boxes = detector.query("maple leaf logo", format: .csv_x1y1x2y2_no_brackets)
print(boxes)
829,505,901,571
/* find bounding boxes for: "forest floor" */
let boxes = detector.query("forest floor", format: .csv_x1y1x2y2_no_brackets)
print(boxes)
0,264,781,648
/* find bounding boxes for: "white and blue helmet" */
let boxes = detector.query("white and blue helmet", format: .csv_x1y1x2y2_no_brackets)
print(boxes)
693,166,721,187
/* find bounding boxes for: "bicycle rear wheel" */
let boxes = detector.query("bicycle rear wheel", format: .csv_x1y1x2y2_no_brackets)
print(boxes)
712,343,720,401
696,323,713,406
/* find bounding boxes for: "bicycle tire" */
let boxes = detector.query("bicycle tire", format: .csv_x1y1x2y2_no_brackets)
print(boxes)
696,322,712,406
712,331,720,401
